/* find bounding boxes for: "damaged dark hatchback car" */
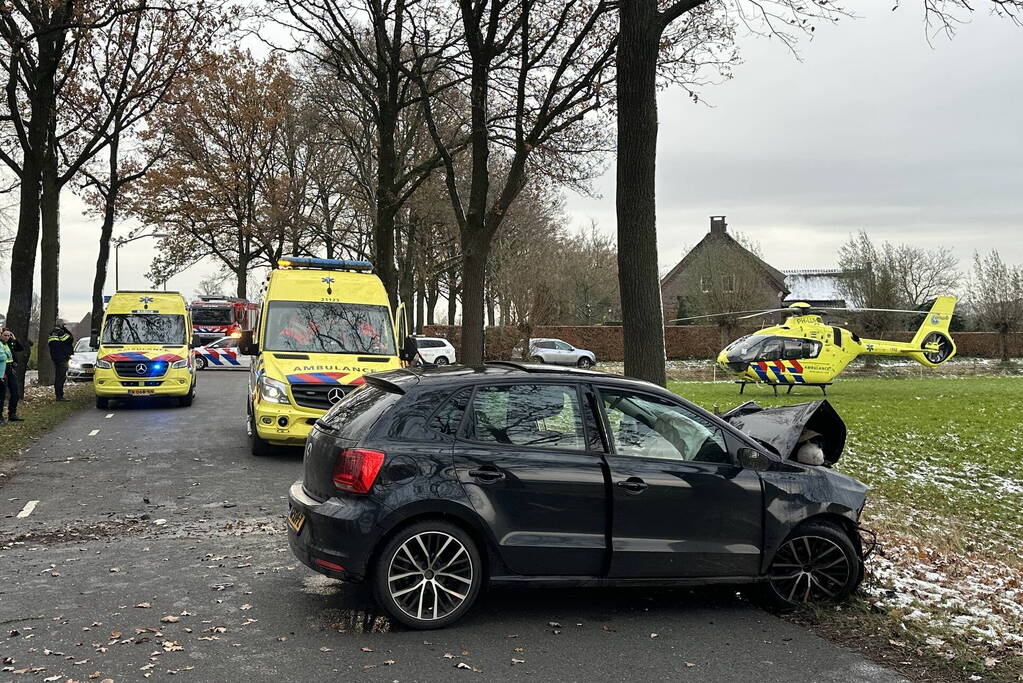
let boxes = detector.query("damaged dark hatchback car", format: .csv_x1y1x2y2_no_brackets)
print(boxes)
287,363,871,629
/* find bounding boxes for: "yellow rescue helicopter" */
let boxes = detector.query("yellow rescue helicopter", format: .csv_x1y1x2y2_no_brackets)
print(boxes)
674,296,958,393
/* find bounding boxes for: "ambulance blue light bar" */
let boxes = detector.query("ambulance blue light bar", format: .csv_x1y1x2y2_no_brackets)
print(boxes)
277,256,374,271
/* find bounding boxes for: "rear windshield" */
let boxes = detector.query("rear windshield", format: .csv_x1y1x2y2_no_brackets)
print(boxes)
192,307,232,325
319,384,401,439
264,301,396,355
102,314,186,345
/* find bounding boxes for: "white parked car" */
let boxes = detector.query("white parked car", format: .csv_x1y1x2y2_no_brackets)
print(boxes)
522,337,596,368
193,336,250,370
413,336,456,365
68,337,98,382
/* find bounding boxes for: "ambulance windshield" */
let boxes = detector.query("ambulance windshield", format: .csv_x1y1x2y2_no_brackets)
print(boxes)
264,301,396,356
102,314,187,345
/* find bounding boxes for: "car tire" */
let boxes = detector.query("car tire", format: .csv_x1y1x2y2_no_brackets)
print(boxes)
760,520,861,608
530,355,544,363
372,520,483,630
195,355,208,371
248,413,275,457
576,357,594,368
178,385,195,407
96,396,109,410
434,356,449,366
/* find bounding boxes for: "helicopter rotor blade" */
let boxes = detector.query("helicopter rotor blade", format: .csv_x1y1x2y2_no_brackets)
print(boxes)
815,307,934,315
668,309,777,323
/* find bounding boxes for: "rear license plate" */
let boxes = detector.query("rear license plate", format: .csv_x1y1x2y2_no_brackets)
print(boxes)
287,507,306,534
128,389,155,396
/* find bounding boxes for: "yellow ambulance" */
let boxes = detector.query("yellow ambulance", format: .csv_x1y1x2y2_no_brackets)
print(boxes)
93,291,197,409
240,257,406,456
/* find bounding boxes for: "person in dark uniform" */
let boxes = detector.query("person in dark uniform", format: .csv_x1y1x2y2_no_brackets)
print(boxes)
1,327,25,421
47,320,74,401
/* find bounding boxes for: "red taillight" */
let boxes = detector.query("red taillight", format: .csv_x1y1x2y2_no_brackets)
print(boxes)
313,557,345,572
332,448,385,494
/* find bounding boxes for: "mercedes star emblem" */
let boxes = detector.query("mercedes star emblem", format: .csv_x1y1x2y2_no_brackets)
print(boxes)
327,387,344,404
135,363,149,376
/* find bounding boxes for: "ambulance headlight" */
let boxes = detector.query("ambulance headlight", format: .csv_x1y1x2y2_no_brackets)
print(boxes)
258,376,290,404
96,359,112,369
171,359,189,370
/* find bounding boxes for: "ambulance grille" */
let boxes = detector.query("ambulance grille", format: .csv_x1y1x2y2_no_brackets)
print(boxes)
114,361,167,378
291,383,355,411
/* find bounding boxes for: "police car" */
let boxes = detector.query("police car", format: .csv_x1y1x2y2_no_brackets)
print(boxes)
193,336,250,371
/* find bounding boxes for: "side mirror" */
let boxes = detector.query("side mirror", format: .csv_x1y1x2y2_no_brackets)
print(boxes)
400,335,418,362
89,332,99,350
239,330,258,356
738,447,771,471
190,334,201,349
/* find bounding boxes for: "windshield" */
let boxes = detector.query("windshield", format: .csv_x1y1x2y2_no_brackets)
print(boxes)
264,301,396,355
102,314,187,345
192,307,232,325
74,338,93,353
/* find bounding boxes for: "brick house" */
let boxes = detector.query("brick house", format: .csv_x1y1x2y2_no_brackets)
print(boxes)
660,216,789,323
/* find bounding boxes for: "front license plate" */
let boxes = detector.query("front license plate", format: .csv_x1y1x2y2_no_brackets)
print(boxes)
128,389,155,396
287,507,306,534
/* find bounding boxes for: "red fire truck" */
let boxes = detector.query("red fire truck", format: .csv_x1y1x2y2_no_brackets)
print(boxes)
189,297,259,345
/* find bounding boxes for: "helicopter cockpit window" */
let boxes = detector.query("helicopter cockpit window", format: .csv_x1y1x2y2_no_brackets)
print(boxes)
781,338,822,359
755,338,785,362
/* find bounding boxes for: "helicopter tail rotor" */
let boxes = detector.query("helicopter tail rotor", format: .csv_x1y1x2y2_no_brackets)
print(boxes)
908,296,958,366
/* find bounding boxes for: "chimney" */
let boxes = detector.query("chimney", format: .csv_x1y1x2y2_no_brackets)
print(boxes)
710,216,727,234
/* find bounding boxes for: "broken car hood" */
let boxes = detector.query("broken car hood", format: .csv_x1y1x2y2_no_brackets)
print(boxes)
721,400,847,466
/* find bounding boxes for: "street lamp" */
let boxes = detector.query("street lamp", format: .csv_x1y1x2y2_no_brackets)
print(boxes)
114,232,169,291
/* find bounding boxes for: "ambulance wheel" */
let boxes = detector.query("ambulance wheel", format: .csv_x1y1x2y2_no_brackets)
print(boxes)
178,383,195,407
248,414,275,457
96,396,109,410
195,355,208,371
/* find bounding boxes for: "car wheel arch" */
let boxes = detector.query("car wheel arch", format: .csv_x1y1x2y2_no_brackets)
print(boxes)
762,512,862,574
370,503,501,582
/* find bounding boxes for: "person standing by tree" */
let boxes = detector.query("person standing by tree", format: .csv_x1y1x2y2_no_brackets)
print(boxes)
0,335,10,425
1,328,25,421
47,320,74,401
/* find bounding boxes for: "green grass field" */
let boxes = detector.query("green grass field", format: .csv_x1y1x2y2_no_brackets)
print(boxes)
671,376,1023,678
670,376,1023,558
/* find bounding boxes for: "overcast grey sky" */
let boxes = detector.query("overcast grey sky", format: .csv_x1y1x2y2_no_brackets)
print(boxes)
3,0,1021,323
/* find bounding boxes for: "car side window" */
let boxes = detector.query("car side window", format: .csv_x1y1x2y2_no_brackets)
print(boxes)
429,388,471,436
468,384,585,450
554,341,572,351
599,389,731,464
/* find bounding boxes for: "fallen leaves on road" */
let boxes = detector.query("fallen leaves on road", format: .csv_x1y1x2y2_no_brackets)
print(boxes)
160,616,180,623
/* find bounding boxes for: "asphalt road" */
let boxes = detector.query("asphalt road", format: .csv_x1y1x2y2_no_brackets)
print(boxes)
1,372,907,683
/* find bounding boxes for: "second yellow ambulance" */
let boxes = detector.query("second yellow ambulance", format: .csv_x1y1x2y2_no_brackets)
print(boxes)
241,257,405,456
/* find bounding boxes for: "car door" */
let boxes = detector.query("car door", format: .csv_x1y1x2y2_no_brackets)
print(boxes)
552,340,577,365
452,382,607,576
595,386,763,578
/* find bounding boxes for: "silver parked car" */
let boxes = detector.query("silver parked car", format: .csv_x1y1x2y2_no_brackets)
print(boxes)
523,337,596,368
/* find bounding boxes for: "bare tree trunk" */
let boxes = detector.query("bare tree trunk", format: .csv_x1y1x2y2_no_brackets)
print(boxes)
375,107,399,308
486,286,496,328
5,54,59,388
1000,325,1010,363
90,132,122,337
460,231,489,364
447,284,458,326
616,0,667,386
426,280,439,326
415,281,425,334
38,126,61,386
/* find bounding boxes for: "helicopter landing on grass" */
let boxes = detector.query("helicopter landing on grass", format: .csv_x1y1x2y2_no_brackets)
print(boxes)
673,296,958,392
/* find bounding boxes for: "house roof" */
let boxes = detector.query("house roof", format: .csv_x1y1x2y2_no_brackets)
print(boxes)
782,269,846,304
660,232,789,295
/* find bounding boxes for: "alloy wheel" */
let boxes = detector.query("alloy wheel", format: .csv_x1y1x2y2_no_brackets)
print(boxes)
768,535,852,604
387,531,473,622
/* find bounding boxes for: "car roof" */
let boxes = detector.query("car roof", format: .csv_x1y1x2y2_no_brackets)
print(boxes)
384,362,650,390
415,336,449,342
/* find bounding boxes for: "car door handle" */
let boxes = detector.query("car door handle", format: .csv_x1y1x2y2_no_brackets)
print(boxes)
616,477,648,493
468,467,505,482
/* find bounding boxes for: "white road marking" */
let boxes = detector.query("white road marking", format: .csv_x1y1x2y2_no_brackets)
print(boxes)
16,500,39,518
88,429,100,436
105,413,114,419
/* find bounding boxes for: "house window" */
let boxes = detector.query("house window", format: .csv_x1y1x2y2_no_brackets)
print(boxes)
700,276,711,293
723,274,737,293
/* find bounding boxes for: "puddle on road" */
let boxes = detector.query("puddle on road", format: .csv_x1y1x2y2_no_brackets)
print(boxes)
302,576,393,633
